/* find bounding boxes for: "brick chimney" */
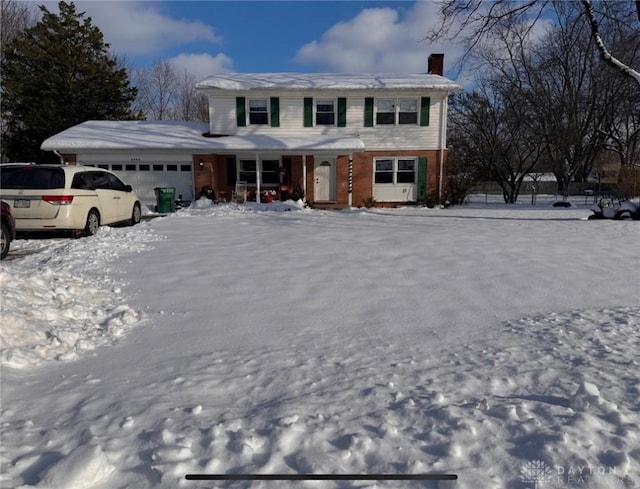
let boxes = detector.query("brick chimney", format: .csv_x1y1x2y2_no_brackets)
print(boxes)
428,53,444,75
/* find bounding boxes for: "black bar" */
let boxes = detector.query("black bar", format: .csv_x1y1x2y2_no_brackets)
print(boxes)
186,474,457,481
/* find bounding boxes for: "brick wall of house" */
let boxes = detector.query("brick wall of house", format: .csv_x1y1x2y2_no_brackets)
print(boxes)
350,149,446,207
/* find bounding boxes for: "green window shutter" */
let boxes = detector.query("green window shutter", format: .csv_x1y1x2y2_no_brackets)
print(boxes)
303,98,313,127
236,97,246,127
418,157,428,201
337,97,347,127
420,97,430,127
270,97,280,127
364,97,374,127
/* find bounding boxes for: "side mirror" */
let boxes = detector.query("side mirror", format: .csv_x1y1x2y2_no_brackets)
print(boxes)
124,185,133,192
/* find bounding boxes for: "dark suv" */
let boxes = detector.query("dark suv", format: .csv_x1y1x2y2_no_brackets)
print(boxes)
1,200,16,260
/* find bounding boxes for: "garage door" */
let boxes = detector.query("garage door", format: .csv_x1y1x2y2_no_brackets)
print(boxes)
77,155,195,208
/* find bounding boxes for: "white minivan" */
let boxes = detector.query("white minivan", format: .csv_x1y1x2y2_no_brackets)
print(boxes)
0,164,142,236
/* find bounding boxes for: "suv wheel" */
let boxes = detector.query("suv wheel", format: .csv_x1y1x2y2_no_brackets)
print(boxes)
131,203,141,226
0,222,11,260
84,209,100,236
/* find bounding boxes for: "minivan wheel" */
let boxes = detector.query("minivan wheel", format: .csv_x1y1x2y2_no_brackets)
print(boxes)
0,222,10,260
84,209,100,236
131,202,141,226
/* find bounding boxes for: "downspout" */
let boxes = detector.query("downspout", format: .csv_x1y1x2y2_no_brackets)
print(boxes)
53,149,65,164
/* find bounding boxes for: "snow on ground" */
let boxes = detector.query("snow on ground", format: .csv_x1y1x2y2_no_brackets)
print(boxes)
1,197,639,489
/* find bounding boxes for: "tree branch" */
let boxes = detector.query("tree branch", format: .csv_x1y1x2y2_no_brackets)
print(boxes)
581,0,640,85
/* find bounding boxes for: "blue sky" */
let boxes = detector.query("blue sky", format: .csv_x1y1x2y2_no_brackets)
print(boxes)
41,1,465,81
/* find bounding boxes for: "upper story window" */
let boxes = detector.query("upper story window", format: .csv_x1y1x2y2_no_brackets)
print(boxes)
316,99,335,125
249,99,268,125
398,99,418,124
376,99,395,125
375,98,418,125
304,97,346,127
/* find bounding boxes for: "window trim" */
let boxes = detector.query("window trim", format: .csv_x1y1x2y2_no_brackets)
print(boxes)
373,97,419,126
237,157,283,186
373,157,418,185
248,98,269,125
315,98,336,126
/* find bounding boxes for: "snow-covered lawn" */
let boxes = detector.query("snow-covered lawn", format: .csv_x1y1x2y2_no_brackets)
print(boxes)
1,198,638,489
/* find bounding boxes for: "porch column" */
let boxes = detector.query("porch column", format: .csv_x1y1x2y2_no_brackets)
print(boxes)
255,152,261,203
438,96,447,205
348,154,353,207
302,154,307,199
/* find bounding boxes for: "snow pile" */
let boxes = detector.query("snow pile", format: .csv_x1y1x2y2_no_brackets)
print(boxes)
19,444,115,489
0,225,160,368
1,202,639,489
185,196,309,215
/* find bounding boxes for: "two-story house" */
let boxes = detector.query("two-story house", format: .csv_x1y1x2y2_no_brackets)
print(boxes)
41,54,462,208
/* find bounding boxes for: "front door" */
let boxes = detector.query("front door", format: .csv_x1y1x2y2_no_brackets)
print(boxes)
314,158,336,201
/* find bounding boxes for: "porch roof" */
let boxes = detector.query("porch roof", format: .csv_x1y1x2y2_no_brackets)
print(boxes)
41,120,365,154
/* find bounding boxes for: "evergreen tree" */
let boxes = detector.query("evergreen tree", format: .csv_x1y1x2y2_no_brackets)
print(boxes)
1,1,138,162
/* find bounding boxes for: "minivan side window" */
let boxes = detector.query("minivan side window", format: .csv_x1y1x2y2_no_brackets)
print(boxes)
105,173,128,191
89,171,111,190
71,172,94,190
89,171,128,191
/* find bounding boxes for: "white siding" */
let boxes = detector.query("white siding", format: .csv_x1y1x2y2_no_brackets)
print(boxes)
206,90,447,150
208,97,237,134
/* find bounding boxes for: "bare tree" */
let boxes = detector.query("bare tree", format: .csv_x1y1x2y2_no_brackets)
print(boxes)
131,60,208,122
581,0,640,85
132,60,177,120
449,80,545,203
0,0,37,61
171,69,209,122
428,0,640,87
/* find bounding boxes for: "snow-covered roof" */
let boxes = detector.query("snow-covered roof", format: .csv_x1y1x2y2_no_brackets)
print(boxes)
196,73,462,92
41,120,366,153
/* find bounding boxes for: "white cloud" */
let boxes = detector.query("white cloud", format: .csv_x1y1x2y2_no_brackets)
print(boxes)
52,1,221,56
293,2,465,75
168,53,234,82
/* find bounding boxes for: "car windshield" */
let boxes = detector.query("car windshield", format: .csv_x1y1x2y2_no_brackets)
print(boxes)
0,167,65,189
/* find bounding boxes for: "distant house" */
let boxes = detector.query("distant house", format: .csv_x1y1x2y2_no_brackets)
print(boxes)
41,54,462,208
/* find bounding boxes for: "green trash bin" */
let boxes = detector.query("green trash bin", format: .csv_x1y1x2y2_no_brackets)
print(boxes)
154,187,176,213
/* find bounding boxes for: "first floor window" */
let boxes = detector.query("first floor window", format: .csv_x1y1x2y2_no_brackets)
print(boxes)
261,159,280,184
374,159,394,183
249,99,268,125
238,159,282,185
374,158,416,184
397,159,416,182
239,159,257,183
